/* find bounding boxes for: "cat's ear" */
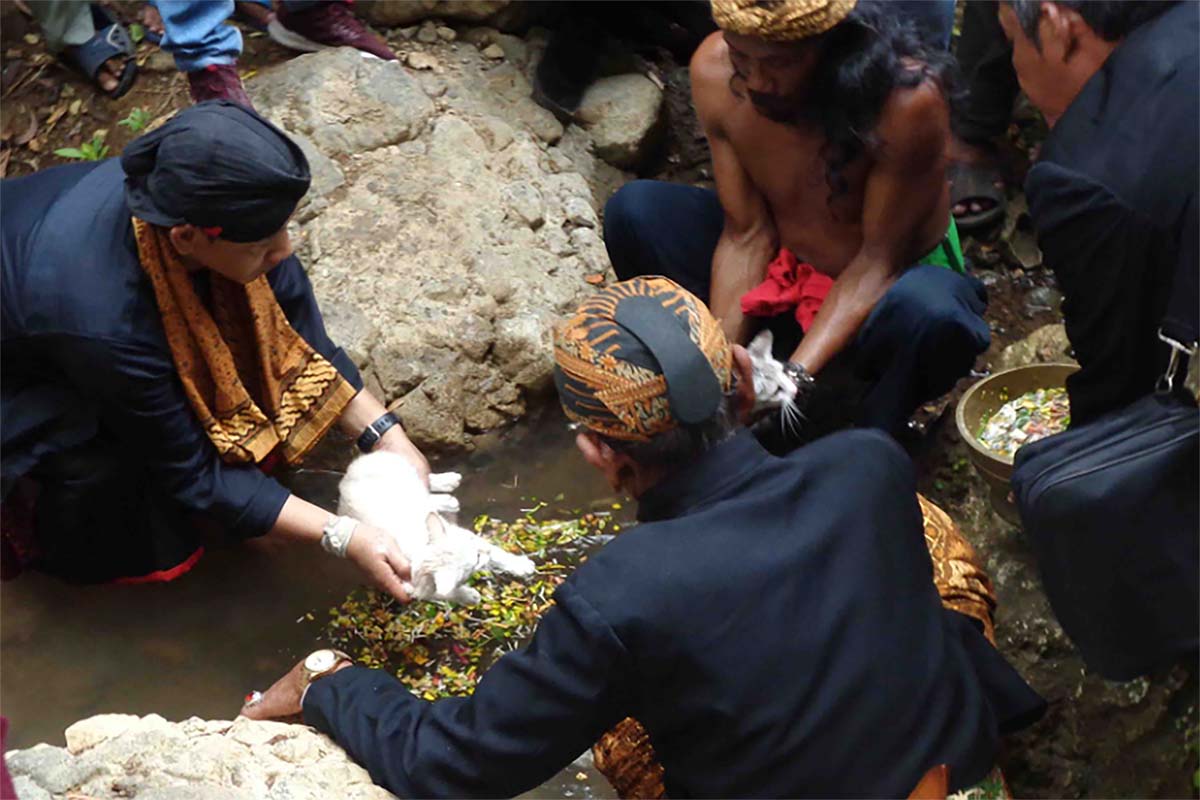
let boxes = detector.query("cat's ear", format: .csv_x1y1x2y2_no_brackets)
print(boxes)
748,329,773,359
425,512,446,543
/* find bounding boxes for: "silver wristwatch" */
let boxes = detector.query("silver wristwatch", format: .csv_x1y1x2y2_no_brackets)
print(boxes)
321,515,358,558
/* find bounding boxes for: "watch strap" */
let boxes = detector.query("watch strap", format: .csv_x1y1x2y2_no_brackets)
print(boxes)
357,411,401,453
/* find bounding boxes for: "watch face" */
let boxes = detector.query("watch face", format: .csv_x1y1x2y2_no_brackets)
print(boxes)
305,649,337,673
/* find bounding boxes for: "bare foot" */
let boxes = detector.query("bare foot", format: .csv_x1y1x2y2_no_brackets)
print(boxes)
60,48,128,94
139,3,164,37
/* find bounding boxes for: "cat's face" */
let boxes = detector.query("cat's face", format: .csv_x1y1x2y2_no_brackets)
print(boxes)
747,330,798,412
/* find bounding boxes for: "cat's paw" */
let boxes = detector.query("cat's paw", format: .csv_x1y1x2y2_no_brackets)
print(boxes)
449,585,482,605
428,472,462,493
492,550,536,578
429,494,460,514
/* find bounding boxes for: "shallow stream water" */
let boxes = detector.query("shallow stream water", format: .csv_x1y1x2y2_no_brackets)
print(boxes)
0,405,626,798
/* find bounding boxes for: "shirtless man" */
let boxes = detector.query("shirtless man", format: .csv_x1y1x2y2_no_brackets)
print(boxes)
604,0,990,436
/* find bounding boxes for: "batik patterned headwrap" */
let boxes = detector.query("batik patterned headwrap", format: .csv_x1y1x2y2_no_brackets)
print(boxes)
711,0,856,41
553,278,733,442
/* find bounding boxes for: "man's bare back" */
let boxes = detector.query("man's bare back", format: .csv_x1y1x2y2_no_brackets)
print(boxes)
691,31,951,279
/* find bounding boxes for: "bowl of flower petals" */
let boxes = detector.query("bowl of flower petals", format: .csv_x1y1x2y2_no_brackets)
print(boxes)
955,363,1079,523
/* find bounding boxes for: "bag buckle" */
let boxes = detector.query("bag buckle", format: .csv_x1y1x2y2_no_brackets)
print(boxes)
1156,328,1197,393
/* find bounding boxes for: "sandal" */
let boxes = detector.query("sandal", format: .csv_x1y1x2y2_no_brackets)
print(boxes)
60,4,137,98
949,161,1007,233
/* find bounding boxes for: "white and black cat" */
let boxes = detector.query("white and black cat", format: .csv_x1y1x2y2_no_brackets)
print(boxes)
338,451,536,605
746,329,806,437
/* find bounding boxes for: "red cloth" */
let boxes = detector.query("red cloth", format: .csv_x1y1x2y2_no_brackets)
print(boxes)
739,249,835,332
1,717,15,800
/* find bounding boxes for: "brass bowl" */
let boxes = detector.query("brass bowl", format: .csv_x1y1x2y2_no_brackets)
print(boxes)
955,363,1079,524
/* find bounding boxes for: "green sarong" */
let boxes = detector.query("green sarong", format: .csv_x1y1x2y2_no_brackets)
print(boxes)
920,218,966,274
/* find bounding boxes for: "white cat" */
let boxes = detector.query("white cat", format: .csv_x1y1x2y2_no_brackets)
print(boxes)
746,329,805,436
337,451,536,605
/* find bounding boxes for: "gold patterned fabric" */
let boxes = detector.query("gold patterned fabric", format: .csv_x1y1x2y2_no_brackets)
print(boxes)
711,0,857,41
918,494,997,645
591,495,1000,798
553,278,733,442
133,218,356,466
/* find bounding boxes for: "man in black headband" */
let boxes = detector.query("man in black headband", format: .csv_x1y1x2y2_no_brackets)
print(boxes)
244,278,1042,798
1,102,427,601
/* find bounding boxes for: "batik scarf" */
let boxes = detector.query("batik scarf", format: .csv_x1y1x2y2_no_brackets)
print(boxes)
133,218,355,466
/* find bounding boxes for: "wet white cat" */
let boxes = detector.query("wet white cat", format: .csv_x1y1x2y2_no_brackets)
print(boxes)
338,451,536,605
746,329,805,436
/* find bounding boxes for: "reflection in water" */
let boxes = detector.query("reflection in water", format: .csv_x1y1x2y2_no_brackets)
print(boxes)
1,406,622,797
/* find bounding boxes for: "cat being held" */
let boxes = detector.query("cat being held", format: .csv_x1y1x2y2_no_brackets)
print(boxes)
746,329,805,437
338,451,535,605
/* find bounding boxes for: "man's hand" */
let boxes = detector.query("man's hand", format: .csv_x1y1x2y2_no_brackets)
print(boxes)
376,426,431,488
240,657,353,722
346,523,414,603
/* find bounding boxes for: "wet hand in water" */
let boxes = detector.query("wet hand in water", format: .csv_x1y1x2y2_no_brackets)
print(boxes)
346,523,414,603
239,657,352,722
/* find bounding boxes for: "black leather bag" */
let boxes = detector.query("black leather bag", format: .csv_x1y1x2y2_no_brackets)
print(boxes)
1011,256,1199,680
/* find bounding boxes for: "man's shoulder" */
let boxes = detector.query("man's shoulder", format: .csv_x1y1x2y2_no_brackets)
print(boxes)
874,76,949,163
1039,4,1197,201
786,427,910,473
690,31,735,130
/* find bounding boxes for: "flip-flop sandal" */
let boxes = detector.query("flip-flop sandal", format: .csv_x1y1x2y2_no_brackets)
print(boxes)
949,161,1007,233
60,4,137,99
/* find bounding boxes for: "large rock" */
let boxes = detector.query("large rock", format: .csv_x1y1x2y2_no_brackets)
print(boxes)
993,323,1075,372
250,48,435,157
249,48,615,451
577,74,666,170
359,0,519,28
6,715,396,800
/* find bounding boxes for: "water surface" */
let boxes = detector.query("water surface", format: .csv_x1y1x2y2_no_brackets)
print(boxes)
1,406,624,797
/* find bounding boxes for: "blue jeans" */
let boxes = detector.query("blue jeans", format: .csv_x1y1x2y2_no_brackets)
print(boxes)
603,181,990,436
155,0,322,72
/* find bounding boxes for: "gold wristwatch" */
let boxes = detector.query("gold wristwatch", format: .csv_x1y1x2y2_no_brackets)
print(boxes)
301,648,353,690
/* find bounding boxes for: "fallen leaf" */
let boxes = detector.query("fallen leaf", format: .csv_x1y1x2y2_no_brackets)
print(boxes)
22,34,38,45
45,104,67,128
94,128,108,140
583,273,606,285
13,111,37,146
0,148,11,178
26,137,41,153
68,99,82,115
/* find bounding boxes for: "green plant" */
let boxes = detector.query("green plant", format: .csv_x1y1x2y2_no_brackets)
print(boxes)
324,512,613,700
129,23,146,43
55,131,109,161
118,107,151,134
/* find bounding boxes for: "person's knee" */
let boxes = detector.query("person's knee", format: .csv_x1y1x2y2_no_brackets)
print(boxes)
603,181,658,244
886,270,990,355
603,181,660,280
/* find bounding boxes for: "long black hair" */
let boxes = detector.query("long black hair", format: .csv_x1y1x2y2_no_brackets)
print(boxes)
748,1,963,205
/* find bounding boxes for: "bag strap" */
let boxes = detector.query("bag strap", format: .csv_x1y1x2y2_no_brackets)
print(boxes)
1156,206,1198,393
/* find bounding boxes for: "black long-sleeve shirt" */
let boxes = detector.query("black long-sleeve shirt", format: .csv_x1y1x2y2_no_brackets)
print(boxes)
1,159,362,536
304,430,1044,798
1025,1,1199,425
